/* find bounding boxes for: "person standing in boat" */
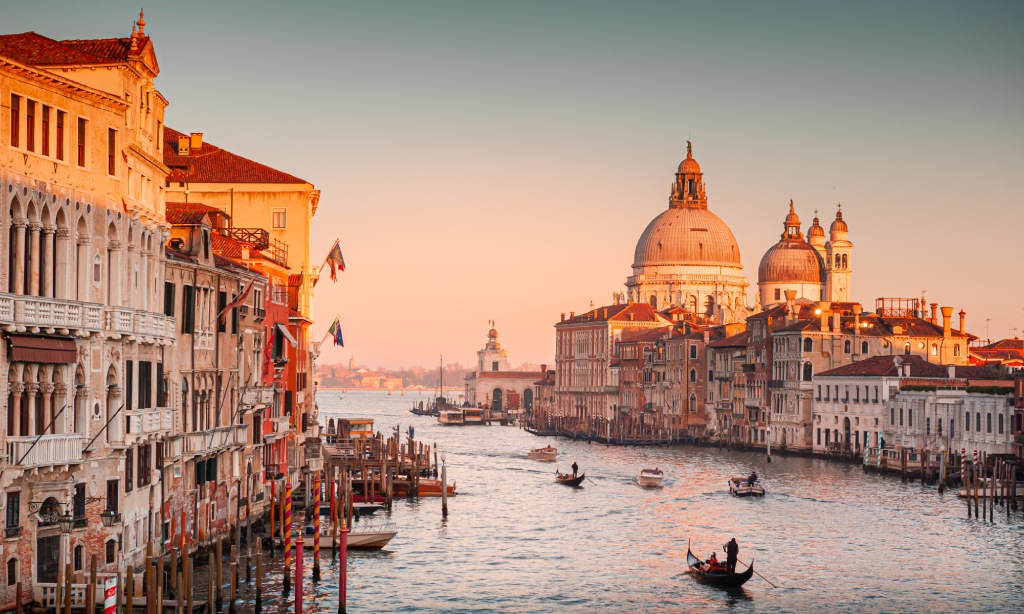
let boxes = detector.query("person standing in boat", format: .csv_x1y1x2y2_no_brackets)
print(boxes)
571,461,579,478
724,538,739,574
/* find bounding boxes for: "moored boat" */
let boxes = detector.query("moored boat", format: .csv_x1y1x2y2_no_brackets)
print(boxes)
528,445,558,461
729,477,765,497
302,523,398,550
555,471,585,487
686,540,754,588
417,478,456,497
637,468,664,487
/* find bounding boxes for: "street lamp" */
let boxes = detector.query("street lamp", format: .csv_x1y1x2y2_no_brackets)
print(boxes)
57,510,74,535
100,509,119,528
440,452,448,518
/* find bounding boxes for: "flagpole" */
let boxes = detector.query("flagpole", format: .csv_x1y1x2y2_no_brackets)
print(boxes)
321,315,342,346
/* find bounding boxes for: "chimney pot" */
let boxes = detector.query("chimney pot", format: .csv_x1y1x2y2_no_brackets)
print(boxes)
190,132,204,150
819,302,832,331
178,136,190,155
930,303,938,325
958,309,966,333
941,306,953,338
947,364,955,379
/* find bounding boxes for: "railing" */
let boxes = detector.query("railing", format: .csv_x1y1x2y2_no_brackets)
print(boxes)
242,387,275,406
166,434,184,459
6,434,83,467
104,306,175,341
183,424,250,455
34,573,115,609
216,227,270,250
105,306,134,334
0,293,104,333
126,407,173,435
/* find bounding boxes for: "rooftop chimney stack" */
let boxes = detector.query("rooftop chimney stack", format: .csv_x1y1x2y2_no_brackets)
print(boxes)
947,364,956,379
178,136,190,156
958,309,966,334
930,303,938,325
784,290,797,323
190,132,204,150
819,302,832,332
941,306,953,338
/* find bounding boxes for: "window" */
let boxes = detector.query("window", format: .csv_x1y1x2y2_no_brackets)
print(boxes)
138,444,151,487
890,408,895,425
707,370,713,383
138,361,152,409
938,419,943,436
164,282,176,317
73,484,85,519
217,291,227,333
77,118,87,167
954,344,961,357
689,394,697,413
26,100,35,152
125,360,133,413
844,340,851,354
181,285,195,333
774,289,781,300
803,338,812,352
9,94,19,147
125,449,134,492
987,413,992,434
106,480,118,513
908,408,912,427
816,385,821,401
41,105,50,156
899,408,903,426
5,491,20,529
272,208,287,229
904,342,911,355
999,414,1004,435
156,363,166,407
105,540,117,565
965,412,971,432
689,345,697,359
976,413,981,432
73,545,83,571
491,361,499,372
6,559,17,586
926,418,930,435
803,363,813,381
107,128,116,175
931,344,938,357
689,369,696,383
56,110,65,160
862,341,868,354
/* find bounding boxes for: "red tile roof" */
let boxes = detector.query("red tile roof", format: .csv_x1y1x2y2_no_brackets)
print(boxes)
0,32,140,66
165,202,228,226
709,331,748,348
164,127,308,184
817,354,1002,380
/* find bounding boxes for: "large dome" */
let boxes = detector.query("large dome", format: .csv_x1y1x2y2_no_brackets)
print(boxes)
758,240,824,283
633,206,742,267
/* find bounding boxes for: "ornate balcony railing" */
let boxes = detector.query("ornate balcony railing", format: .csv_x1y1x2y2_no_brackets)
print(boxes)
0,294,103,333
184,424,250,455
6,434,84,468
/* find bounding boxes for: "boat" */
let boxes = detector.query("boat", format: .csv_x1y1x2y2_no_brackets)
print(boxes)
686,541,754,588
555,471,585,487
417,478,456,497
729,477,765,497
437,407,486,426
637,468,664,487
301,523,398,550
528,446,558,462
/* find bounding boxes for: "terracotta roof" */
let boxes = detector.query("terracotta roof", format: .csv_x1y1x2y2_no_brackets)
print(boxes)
709,331,748,348
165,202,228,226
212,232,263,261
560,302,667,326
0,32,141,66
619,327,671,343
164,127,308,184
817,355,1002,380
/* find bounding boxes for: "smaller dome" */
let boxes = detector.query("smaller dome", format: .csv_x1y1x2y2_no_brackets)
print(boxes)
808,214,825,238
784,200,800,228
758,241,824,284
677,140,701,175
488,328,498,340
830,209,848,234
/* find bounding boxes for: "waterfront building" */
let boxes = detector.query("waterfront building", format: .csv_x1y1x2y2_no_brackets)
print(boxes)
612,327,670,440
969,338,1024,372
0,16,175,604
1014,372,1024,459
553,303,672,433
758,202,825,306
656,318,714,439
707,327,749,445
463,324,545,413
625,143,750,323
162,128,321,487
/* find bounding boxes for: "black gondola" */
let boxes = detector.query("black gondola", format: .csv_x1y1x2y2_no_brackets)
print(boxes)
555,471,585,487
686,540,754,588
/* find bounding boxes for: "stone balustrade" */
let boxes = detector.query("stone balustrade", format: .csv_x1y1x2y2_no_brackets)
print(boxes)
0,293,104,333
6,433,84,467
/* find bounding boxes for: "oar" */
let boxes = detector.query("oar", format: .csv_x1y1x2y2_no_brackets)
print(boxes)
586,476,596,485
738,558,777,588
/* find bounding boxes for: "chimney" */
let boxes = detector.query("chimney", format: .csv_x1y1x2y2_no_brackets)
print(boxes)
853,304,862,344
570,312,575,319
561,313,565,322
930,303,938,325
819,302,831,332
703,330,710,343
902,363,911,378
541,364,547,373
178,136,190,156
628,313,634,321
958,309,966,333
832,310,840,333
190,132,204,150
941,306,952,338
947,364,955,379
784,290,797,323
603,308,608,319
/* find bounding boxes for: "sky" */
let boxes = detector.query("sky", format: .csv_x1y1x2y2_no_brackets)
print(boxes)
6,1,1023,370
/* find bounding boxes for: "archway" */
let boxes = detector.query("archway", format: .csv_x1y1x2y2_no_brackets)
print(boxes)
491,388,503,412
523,389,533,410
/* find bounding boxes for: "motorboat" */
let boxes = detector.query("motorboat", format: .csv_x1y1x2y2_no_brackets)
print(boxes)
417,478,456,497
528,446,558,462
637,468,664,487
301,522,398,550
729,476,765,497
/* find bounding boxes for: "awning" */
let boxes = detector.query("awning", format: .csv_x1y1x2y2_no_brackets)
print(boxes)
275,323,298,348
8,335,77,364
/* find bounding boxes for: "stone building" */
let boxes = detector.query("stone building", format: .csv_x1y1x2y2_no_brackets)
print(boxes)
463,324,544,413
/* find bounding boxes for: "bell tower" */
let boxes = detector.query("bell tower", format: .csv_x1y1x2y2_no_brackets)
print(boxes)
825,206,853,302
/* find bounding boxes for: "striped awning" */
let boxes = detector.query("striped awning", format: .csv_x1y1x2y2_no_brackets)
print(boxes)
8,335,77,364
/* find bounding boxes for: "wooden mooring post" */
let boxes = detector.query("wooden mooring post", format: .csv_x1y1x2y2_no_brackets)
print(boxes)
86,554,97,613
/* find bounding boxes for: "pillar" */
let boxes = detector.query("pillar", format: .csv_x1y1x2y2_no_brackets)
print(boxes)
13,219,27,295
42,227,55,298
28,222,41,296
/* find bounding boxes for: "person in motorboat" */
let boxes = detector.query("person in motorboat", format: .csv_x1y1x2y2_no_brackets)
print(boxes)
747,471,758,487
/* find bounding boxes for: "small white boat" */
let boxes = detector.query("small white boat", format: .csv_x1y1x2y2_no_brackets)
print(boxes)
302,523,398,550
729,476,765,497
637,468,664,487
528,446,558,462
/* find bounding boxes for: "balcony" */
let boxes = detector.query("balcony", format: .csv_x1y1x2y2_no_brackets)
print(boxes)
768,380,785,389
126,408,173,436
0,294,103,334
104,307,175,342
183,424,250,455
166,435,184,459
5,434,84,468
242,387,275,407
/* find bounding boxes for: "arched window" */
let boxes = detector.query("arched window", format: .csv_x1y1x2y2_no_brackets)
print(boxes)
938,419,943,436
842,254,848,269
803,338,813,352
926,417,931,436
899,408,903,426
689,369,696,383
844,340,851,354
6,558,17,586
999,414,1004,434
965,412,971,432
931,344,938,356
861,341,868,354
74,545,83,571
908,408,913,427
802,363,813,381
987,413,992,434
904,342,911,355
105,540,117,564
649,295,657,309
950,420,955,438
890,407,895,425
689,394,697,413
976,413,981,432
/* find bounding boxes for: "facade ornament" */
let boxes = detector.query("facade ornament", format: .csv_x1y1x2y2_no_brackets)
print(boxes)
56,227,71,238
24,382,39,394
39,383,55,395
10,382,25,395
54,383,68,396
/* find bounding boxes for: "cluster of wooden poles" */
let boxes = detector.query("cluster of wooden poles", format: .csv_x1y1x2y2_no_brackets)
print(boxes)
962,452,1020,522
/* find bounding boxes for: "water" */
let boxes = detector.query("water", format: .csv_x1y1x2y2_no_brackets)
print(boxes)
221,390,1024,613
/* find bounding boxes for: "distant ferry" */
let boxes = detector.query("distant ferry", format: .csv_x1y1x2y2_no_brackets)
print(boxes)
438,407,486,426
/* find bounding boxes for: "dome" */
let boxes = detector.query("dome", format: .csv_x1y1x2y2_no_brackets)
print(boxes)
830,209,848,234
758,240,824,284
784,200,801,229
488,328,498,340
677,140,701,175
633,206,742,267
808,215,825,239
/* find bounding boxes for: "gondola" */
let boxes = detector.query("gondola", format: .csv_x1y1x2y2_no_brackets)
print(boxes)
555,471,585,487
686,540,754,588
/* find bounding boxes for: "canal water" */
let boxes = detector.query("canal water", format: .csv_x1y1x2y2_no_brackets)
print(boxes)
221,389,1024,613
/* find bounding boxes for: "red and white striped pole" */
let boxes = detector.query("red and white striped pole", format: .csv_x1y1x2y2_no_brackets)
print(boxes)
102,577,116,614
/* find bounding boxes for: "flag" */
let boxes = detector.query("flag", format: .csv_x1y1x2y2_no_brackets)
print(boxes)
328,318,344,347
217,278,256,325
261,327,273,380
326,240,346,282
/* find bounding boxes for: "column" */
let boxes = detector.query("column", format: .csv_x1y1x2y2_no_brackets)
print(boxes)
107,386,123,443
42,227,55,298
13,219,27,295
40,382,55,434
28,222,41,296
53,383,68,435
76,236,91,302
55,228,71,299
24,383,39,437
9,383,25,437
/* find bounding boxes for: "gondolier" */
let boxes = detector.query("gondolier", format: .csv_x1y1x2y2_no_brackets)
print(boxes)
572,461,579,478
724,538,739,573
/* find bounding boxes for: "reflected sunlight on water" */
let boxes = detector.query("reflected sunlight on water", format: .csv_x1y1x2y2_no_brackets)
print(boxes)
215,390,1024,613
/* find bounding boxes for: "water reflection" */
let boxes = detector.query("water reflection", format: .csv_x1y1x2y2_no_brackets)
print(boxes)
196,390,1024,613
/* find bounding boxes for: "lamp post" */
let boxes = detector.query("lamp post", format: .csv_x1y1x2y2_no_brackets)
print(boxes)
57,509,73,610
440,453,448,518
